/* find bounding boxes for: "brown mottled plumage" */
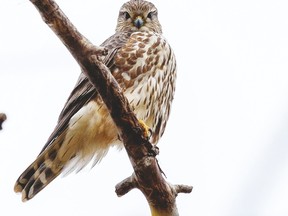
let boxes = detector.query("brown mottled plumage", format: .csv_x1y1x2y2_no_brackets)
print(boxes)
14,0,176,202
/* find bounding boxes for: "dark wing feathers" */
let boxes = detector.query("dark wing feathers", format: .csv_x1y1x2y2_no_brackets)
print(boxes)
40,31,131,154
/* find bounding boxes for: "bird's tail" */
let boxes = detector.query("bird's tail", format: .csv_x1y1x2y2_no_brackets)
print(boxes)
14,140,65,202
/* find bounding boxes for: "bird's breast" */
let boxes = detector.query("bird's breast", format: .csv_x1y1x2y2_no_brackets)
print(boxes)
112,31,177,144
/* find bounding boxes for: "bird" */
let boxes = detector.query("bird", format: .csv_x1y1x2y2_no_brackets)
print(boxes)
14,0,177,202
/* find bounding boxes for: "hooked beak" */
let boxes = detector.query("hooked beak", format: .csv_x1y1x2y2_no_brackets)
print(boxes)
134,16,144,29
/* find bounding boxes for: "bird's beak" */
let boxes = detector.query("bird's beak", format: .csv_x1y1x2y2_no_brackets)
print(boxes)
134,16,144,29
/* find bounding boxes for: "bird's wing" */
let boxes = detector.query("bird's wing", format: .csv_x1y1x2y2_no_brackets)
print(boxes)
39,31,131,153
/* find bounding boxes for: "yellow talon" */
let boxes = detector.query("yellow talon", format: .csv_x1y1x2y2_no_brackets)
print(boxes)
138,119,151,139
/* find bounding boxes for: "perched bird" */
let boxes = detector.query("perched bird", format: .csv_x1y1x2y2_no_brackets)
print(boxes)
14,0,177,202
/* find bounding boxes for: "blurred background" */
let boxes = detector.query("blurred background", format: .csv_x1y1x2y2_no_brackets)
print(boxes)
1,0,288,215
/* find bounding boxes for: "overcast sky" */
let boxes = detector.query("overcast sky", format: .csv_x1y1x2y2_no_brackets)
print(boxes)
1,0,288,215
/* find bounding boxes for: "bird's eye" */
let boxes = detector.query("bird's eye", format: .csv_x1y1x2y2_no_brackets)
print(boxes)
147,12,153,19
147,11,157,19
123,12,131,20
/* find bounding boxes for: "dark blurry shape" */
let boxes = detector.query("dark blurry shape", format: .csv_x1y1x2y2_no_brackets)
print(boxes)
0,113,7,130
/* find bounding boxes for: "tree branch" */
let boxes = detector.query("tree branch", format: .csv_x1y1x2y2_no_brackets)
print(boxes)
29,0,192,215
0,113,7,130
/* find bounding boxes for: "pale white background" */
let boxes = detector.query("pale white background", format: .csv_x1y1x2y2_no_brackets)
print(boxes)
1,0,288,215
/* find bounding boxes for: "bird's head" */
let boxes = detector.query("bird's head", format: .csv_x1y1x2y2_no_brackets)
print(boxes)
116,0,162,34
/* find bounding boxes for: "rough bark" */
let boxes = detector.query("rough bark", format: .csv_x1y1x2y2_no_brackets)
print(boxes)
29,1,192,215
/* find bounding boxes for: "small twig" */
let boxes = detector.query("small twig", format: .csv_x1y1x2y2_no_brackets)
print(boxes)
174,184,193,194
115,174,137,197
116,174,193,197
0,113,7,130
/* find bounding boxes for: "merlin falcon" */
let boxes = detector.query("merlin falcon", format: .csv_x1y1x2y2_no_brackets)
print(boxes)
14,0,177,201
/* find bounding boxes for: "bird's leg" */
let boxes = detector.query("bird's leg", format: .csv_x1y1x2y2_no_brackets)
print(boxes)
137,119,160,158
117,120,152,142
138,119,152,139
138,119,159,156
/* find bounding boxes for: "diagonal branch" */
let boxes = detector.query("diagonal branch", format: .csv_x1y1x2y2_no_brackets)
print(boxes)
29,1,192,215
30,0,147,148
